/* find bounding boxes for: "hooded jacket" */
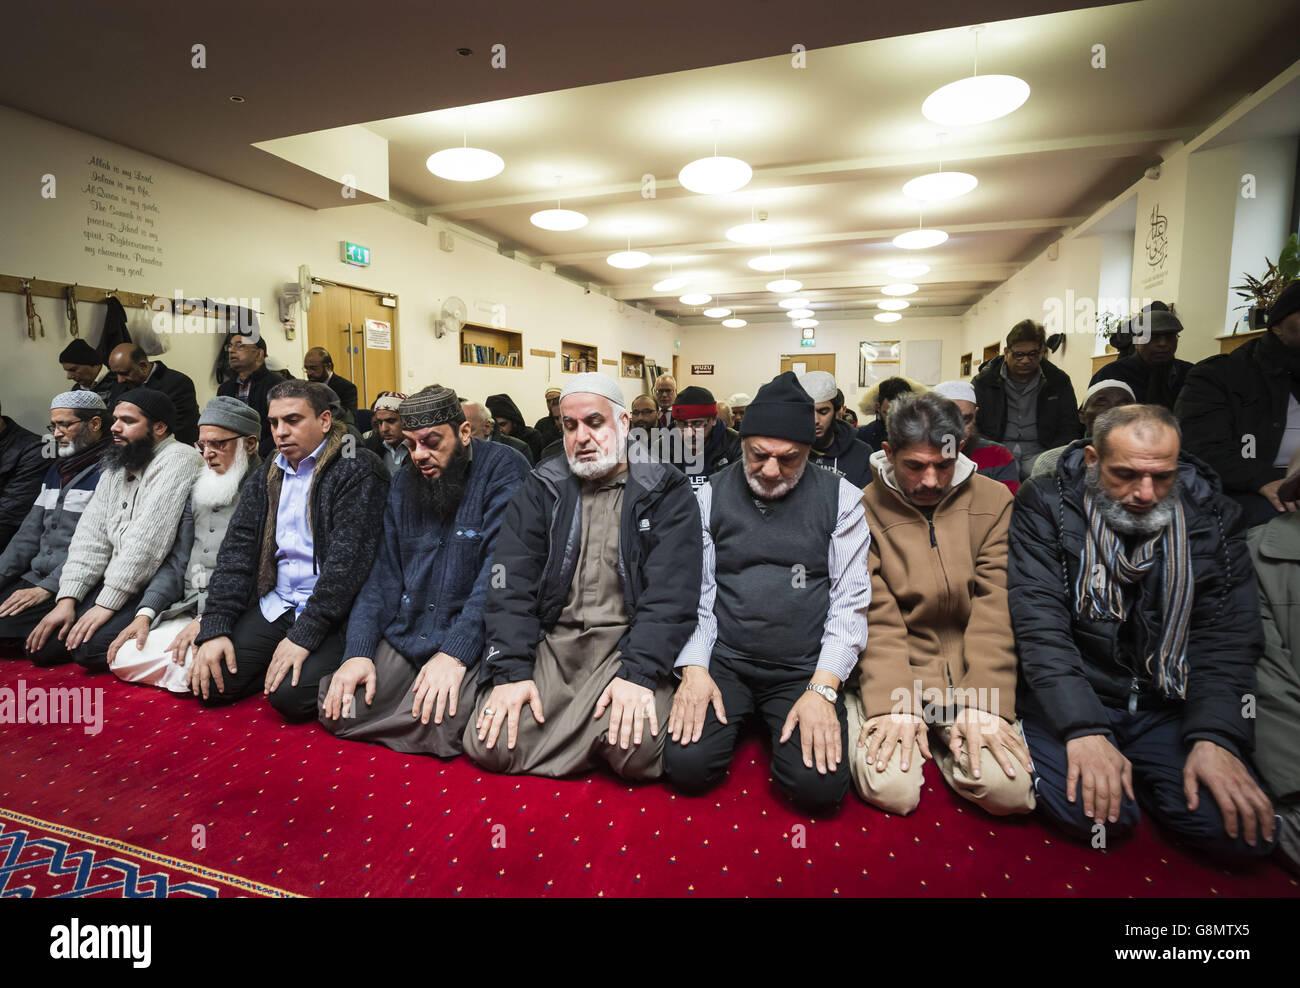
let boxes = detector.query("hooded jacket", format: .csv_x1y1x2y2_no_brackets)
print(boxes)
481,452,702,690
661,419,741,490
1090,353,1192,410
485,394,543,461
810,418,873,489
0,416,45,554
971,355,1082,452
857,449,1018,721
1009,440,1259,758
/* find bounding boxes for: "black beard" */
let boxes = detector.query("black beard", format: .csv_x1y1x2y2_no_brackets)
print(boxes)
406,440,471,523
102,436,156,473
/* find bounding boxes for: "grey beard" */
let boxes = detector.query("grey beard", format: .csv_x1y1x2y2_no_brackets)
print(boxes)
56,429,96,458
567,423,629,480
192,443,249,510
746,459,808,501
1085,462,1180,536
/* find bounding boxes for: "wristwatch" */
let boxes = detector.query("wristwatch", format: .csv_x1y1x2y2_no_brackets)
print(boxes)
805,683,838,704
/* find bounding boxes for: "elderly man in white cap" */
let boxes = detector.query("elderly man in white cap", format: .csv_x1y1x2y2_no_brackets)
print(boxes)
463,372,703,780
105,396,263,690
932,380,1019,493
0,391,112,649
362,391,409,477
797,370,873,488
1031,379,1136,480
727,393,752,430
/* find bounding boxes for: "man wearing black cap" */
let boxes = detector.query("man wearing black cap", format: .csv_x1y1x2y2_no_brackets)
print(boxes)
25,388,203,668
189,380,389,720
664,371,871,812
1089,306,1191,410
58,339,117,405
217,332,278,456
318,386,529,755
1178,280,1300,526
664,385,741,490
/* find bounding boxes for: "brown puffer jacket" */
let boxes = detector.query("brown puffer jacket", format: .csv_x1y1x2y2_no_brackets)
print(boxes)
857,449,1018,723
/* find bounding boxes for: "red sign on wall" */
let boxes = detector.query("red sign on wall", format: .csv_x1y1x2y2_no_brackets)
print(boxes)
692,364,714,375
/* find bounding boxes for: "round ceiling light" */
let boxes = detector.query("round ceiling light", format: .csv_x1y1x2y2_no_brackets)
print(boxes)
653,276,687,292
778,297,810,309
766,278,802,293
889,263,930,279
426,147,505,182
794,319,819,329
922,74,1030,126
877,299,910,311
748,255,793,272
726,221,781,245
679,155,752,195
902,171,978,201
721,318,747,328
786,307,815,320
606,250,651,269
679,292,712,306
893,229,948,250
703,306,732,318
881,283,919,296
530,207,588,231
874,312,903,323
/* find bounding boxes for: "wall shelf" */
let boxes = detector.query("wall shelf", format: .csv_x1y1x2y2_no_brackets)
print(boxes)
621,350,645,379
560,339,597,373
460,323,522,368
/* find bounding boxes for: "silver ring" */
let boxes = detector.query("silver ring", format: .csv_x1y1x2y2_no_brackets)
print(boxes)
484,707,495,716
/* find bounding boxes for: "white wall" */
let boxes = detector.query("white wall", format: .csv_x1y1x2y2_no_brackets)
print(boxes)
676,315,966,412
0,105,677,433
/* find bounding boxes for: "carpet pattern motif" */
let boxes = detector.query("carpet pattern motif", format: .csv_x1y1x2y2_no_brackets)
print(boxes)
1,658,1295,897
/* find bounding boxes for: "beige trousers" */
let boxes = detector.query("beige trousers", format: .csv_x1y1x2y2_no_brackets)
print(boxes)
846,688,1036,816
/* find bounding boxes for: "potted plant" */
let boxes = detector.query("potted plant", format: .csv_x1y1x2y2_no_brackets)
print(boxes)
1233,233,1299,331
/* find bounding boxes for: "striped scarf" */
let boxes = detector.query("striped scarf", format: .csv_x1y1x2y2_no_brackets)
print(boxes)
1075,489,1193,699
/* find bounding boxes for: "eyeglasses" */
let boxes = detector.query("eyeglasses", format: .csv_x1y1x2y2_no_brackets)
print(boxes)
1008,348,1042,361
47,419,83,433
194,438,237,453
226,342,255,352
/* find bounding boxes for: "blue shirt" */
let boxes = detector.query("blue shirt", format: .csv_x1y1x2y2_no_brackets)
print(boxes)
259,438,326,621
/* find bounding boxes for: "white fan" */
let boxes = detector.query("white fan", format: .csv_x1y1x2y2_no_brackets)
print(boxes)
436,296,467,338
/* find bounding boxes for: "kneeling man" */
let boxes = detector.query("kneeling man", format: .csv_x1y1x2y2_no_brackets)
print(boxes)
463,373,702,779
318,387,528,755
664,371,870,812
848,392,1034,816
1011,404,1275,855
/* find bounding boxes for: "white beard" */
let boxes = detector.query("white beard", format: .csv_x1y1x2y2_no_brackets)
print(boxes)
746,459,807,501
192,443,250,510
567,422,629,480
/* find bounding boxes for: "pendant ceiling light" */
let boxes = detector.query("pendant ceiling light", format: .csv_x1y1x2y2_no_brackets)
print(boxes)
922,26,1029,126
889,262,930,279
679,120,752,195
748,252,793,272
606,235,651,269
786,307,815,320
903,171,977,201
766,277,802,293
881,283,919,296
875,312,902,323
877,299,909,311
653,263,687,293
703,306,732,318
778,297,810,309
426,118,504,182
794,318,818,329
893,212,947,250
530,178,587,230
680,292,712,306
721,317,747,328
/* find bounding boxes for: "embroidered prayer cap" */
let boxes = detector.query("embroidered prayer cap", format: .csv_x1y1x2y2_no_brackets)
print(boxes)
51,390,107,411
399,385,464,430
560,372,625,409
371,391,408,414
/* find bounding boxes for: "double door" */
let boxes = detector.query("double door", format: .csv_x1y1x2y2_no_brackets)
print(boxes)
307,281,398,408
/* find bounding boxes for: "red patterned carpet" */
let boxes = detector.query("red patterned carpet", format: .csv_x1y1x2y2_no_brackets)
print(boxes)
0,656,1295,898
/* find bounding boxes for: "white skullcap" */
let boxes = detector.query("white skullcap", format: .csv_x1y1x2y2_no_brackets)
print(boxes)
560,372,625,409
728,392,752,409
51,390,106,411
795,370,837,403
933,380,977,404
1084,379,1136,404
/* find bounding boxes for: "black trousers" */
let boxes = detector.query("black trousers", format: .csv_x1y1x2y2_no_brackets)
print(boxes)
198,605,345,722
663,652,850,813
0,577,140,669
1022,705,1277,858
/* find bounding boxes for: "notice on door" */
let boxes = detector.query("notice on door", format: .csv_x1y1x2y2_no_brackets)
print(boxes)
364,318,392,350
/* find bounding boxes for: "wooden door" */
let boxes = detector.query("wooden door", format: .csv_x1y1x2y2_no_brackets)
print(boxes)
307,282,398,408
779,353,837,377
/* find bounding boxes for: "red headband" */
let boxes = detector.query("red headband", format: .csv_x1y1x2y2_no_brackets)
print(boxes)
672,403,717,420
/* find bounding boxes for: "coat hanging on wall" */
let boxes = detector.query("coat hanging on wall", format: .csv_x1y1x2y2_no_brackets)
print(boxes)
95,295,132,362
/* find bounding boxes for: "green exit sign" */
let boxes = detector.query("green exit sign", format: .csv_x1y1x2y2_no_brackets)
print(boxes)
341,241,371,266
799,338,816,347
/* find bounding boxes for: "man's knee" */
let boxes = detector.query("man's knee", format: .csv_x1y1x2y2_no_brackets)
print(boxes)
852,747,923,815
776,761,851,813
663,731,731,793
268,682,318,722
951,756,1037,816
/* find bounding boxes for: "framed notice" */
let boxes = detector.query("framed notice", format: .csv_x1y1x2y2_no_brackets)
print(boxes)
364,318,392,350
692,364,714,375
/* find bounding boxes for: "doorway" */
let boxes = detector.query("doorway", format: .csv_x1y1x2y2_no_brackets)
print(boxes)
307,281,399,408
779,353,837,376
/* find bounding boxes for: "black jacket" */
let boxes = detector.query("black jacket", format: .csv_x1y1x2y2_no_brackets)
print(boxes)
1090,353,1192,410
491,427,534,466
972,356,1082,451
1009,441,1259,758
659,420,741,488
810,418,873,488
533,415,561,450
0,416,45,555
326,373,358,415
481,454,703,690
1175,333,1292,496
855,419,885,451
197,424,390,652
138,361,200,446
485,394,543,461
217,364,279,456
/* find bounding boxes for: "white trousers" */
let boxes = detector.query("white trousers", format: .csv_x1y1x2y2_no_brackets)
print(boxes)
108,616,195,693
